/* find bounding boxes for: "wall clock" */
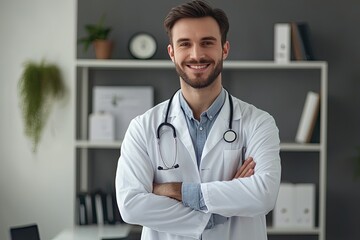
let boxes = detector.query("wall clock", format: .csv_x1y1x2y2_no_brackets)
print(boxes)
128,33,157,59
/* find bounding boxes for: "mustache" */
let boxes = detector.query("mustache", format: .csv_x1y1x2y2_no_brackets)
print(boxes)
185,58,213,64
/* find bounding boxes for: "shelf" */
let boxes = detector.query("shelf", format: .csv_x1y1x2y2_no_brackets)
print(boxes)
76,140,122,149
76,140,320,151
76,59,327,70
280,142,321,151
76,59,173,69
267,227,320,235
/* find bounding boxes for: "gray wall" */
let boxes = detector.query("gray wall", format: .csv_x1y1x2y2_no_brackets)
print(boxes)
77,0,360,239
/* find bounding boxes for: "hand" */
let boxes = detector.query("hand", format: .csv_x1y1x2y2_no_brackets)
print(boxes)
233,157,255,179
153,182,182,201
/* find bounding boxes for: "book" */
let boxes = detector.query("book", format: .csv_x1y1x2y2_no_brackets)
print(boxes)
297,23,315,60
291,22,306,60
295,91,320,143
291,22,315,61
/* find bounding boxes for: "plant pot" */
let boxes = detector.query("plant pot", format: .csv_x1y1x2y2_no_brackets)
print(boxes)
93,40,114,59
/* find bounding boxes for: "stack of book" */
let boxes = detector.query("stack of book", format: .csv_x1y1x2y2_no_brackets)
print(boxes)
274,22,315,62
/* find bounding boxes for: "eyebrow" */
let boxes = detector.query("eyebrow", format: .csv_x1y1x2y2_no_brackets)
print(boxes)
201,36,217,41
175,36,218,44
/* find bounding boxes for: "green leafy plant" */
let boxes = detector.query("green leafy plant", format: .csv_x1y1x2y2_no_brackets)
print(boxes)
18,60,66,152
78,15,112,52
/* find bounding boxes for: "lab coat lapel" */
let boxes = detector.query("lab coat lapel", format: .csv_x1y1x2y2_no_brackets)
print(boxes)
202,94,241,160
168,92,197,165
201,100,229,159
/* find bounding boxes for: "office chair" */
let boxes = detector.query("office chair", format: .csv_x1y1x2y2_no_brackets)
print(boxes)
10,224,40,240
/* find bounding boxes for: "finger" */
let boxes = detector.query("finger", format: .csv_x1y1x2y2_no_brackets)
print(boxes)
234,157,253,179
239,160,256,178
244,168,254,178
233,160,250,179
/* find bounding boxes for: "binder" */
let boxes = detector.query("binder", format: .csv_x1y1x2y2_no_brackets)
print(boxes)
85,194,94,224
294,184,315,227
274,23,291,63
95,194,105,225
106,193,115,224
274,183,295,227
77,193,87,225
274,183,316,228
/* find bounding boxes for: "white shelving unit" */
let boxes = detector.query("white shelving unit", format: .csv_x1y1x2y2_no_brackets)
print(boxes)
75,59,327,240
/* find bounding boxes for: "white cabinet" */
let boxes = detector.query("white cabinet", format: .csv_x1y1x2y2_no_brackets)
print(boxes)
75,59,327,240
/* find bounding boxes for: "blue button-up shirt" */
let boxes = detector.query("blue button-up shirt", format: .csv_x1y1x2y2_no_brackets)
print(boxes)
179,88,228,229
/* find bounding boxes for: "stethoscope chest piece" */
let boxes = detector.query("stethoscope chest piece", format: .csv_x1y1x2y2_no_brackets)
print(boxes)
223,129,237,143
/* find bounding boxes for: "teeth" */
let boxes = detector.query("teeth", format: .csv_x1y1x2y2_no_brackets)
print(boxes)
190,65,207,69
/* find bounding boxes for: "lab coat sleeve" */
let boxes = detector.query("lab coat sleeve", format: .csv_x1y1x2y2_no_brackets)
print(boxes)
200,112,281,218
116,117,210,239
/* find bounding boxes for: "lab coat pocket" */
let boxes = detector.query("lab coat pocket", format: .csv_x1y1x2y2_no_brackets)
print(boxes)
223,149,242,180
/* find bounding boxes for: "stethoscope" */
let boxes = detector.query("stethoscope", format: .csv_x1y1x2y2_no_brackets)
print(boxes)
156,90,237,170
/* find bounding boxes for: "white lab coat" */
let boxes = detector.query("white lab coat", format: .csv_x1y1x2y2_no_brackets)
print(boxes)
116,90,281,240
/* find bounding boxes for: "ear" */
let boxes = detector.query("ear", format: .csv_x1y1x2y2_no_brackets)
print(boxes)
222,41,230,60
167,44,175,62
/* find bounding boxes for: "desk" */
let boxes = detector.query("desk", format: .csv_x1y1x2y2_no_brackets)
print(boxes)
52,224,138,240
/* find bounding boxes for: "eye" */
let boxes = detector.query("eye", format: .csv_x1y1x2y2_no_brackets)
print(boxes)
179,42,190,47
201,41,215,47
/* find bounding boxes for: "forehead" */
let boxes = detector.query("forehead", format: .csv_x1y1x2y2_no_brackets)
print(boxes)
171,17,221,42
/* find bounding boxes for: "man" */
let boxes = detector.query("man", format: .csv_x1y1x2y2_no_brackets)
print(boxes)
115,1,281,239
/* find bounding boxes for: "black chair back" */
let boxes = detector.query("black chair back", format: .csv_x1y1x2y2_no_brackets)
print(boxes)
10,224,40,240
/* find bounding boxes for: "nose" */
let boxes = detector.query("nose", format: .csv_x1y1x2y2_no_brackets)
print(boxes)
190,45,204,60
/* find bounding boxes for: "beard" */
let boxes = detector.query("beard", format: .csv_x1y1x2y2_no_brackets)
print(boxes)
174,57,223,89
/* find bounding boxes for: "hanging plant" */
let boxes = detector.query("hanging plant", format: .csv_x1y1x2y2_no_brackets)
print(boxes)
18,60,66,152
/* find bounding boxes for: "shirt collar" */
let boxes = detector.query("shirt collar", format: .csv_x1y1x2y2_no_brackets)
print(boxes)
179,88,226,121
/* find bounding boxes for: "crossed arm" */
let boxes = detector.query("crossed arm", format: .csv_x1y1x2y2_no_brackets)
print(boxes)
153,157,256,201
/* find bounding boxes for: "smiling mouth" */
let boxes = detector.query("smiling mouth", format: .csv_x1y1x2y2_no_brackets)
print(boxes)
186,63,211,70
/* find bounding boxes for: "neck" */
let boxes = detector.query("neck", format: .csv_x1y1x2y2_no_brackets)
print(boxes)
180,80,222,120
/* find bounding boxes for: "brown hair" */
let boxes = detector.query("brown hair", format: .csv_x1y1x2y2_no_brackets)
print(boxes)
164,0,229,45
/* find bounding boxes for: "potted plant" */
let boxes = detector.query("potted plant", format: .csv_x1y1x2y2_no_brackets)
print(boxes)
78,15,113,59
18,60,66,152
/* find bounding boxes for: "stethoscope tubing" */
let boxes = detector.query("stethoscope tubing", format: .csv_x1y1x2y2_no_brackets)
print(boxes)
156,89,237,170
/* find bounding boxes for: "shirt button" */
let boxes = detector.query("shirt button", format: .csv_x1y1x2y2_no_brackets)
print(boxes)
199,127,203,131
209,115,213,119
